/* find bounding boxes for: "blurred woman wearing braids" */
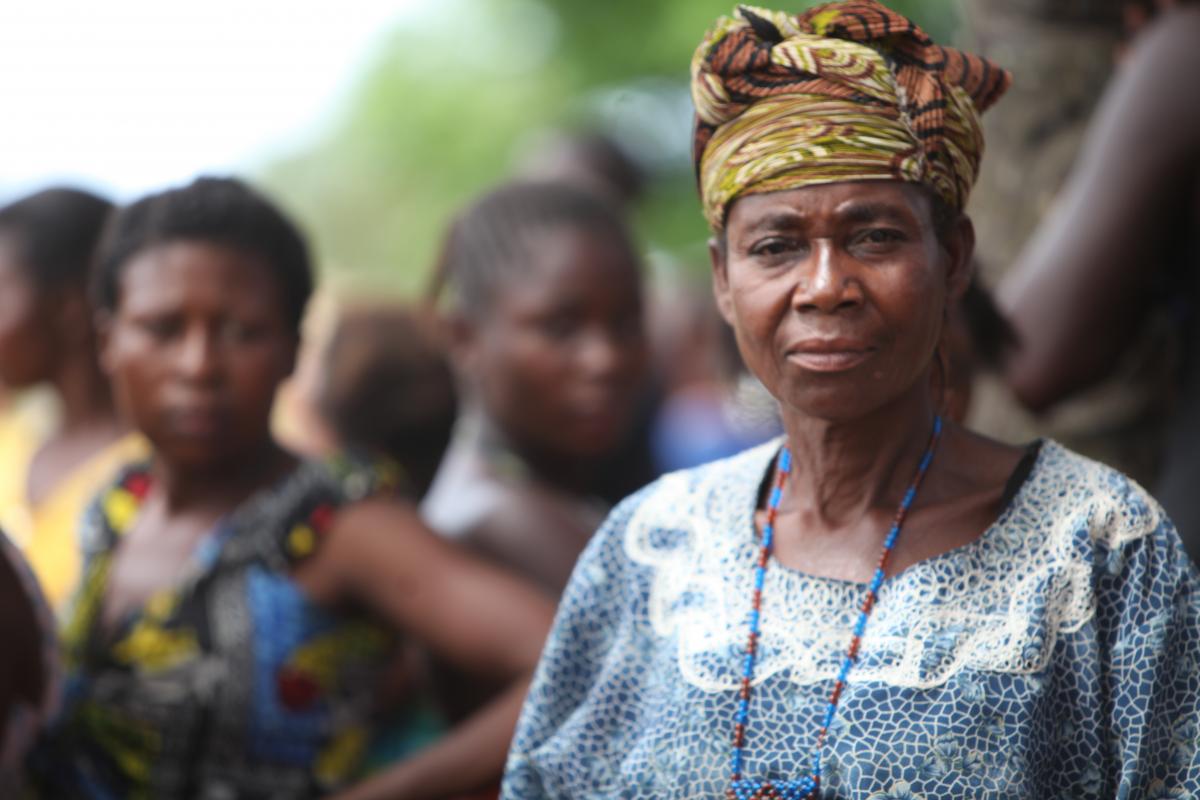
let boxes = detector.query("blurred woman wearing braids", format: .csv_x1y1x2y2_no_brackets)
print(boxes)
421,181,650,728
423,181,651,598
502,3,1200,798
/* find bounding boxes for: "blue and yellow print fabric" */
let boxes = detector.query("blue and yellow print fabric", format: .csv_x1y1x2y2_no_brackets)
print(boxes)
33,455,403,799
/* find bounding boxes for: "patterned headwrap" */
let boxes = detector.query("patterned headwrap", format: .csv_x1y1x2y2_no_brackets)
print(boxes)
691,1,1011,230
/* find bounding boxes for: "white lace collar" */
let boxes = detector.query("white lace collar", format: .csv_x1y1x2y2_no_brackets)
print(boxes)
624,438,1161,692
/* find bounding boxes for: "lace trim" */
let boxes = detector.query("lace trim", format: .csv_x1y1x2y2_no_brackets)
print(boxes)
624,439,1161,692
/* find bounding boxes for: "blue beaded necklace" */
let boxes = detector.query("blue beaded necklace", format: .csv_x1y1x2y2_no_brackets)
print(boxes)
729,416,943,800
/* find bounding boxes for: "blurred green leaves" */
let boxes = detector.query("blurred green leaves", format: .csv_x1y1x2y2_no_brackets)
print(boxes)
261,0,959,294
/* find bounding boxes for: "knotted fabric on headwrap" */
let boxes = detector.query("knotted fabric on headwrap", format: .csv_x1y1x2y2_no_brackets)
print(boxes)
691,1,1011,230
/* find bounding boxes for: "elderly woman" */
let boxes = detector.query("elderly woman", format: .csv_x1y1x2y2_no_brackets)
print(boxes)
501,2,1200,799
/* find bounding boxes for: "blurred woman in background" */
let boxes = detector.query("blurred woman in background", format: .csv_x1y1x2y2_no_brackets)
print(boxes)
30,177,552,800
423,180,651,596
0,188,146,611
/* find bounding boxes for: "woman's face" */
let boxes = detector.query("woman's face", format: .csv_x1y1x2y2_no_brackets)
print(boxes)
0,232,58,387
712,181,970,422
464,226,647,460
101,241,297,471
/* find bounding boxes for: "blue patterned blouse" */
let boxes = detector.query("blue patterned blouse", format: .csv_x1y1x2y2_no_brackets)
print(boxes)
503,440,1200,799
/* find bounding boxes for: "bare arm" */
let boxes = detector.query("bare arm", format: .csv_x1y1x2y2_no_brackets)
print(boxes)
301,499,555,800
998,6,1200,411
333,680,530,800
462,492,601,595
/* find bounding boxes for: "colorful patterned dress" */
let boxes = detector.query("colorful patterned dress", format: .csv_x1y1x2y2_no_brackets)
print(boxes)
503,440,1200,799
31,456,411,799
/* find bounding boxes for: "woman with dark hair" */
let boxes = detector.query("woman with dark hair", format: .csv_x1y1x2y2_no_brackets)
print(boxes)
503,3,1200,798
423,180,651,596
0,187,146,611
31,177,552,800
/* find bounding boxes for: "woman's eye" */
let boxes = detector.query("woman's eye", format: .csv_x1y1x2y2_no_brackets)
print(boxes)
854,228,905,247
750,238,798,258
221,319,264,343
138,316,180,339
609,311,644,342
539,315,578,340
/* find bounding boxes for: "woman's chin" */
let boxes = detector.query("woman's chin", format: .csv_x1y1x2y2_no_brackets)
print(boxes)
555,432,624,462
150,437,246,475
777,386,892,425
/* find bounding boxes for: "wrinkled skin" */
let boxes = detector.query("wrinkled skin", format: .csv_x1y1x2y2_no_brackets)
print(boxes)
712,181,955,424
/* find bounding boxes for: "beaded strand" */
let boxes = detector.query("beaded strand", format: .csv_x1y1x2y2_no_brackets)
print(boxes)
728,416,943,800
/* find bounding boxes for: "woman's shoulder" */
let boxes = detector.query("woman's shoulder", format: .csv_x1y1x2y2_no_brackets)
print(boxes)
420,431,531,538
99,454,408,571
545,449,781,637
977,437,1196,619
581,439,781,572
1023,439,1169,550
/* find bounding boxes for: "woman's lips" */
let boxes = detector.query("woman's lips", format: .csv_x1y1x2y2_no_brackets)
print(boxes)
787,340,875,373
166,407,227,437
570,405,624,435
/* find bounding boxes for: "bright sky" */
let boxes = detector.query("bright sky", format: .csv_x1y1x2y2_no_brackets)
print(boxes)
0,0,428,203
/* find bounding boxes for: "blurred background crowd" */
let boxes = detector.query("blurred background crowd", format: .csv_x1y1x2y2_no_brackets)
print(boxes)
0,0,1195,797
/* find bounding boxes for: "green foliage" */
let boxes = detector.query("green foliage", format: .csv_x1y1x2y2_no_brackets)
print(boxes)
260,0,960,295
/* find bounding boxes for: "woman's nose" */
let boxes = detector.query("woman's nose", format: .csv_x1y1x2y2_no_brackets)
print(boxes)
176,325,221,382
577,326,642,380
790,242,864,314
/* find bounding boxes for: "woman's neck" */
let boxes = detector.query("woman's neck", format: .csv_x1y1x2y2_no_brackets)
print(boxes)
778,387,939,528
25,351,126,507
50,347,119,433
466,408,596,496
151,438,296,514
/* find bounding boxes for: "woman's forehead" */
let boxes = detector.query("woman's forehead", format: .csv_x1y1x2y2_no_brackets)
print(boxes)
726,181,931,230
117,241,281,309
511,227,638,286
481,238,639,321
